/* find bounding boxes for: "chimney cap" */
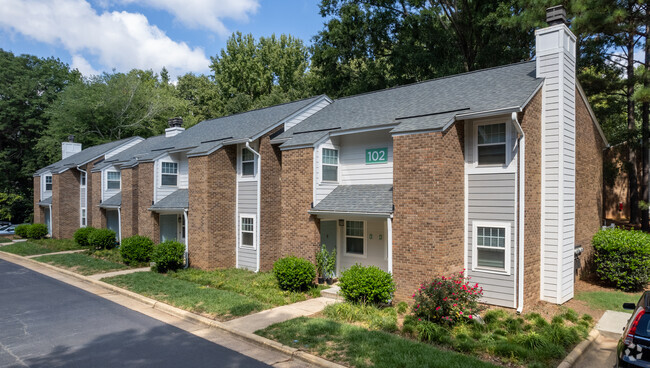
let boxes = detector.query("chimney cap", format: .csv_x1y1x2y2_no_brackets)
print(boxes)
546,5,568,26
68,134,75,143
168,117,183,128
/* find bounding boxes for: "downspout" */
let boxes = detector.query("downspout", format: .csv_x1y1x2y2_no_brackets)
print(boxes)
512,112,526,314
246,141,261,272
183,209,189,269
77,165,87,228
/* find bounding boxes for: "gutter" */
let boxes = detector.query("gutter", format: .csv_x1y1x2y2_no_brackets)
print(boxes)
308,210,393,218
246,141,262,273
512,112,526,314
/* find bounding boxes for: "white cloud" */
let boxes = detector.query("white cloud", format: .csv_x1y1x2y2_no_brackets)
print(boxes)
120,0,260,35
0,0,211,78
71,54,100,76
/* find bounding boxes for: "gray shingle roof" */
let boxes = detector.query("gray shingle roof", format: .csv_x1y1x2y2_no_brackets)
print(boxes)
310,185,393,215
91,135,168,171
278,61,541,148
149,189,188,211
35,137,142,175
99,193,121,208
38,197,52,206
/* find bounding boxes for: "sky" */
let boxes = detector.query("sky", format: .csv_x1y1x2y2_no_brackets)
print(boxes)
0,0,327,79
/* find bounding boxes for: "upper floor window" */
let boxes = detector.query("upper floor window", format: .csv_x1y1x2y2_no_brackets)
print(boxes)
107,171,121,190
161,162,178,186
80,172,86,187
477,123,506,166
241,148,255,177
45,175,52,191
322,148,339,182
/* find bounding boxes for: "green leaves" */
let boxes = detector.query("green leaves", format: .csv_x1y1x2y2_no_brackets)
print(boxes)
593,228,650,291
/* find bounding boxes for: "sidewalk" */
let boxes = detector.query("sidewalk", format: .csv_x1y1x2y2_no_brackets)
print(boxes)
573,310,630,368
89,266,151,280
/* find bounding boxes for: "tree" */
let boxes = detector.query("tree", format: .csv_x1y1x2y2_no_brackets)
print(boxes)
0,49,81,222
210,32,310,115
175,73,221,126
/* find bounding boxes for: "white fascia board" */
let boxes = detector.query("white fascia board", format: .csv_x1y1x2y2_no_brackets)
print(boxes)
279,144,316,151
455,106,522,121
308,210,392,218
329,124,398,137
78,136,144,167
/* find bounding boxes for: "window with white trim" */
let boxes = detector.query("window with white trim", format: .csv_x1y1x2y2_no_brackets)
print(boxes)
161,162,178,186
241,148,255,177
107,171,121,190
473,222,510,273
322,148,338,182
80,172,86,187
45,175,52,191
240,216,255,248
477,123,506,165
81,209,87,227
345,220,365,255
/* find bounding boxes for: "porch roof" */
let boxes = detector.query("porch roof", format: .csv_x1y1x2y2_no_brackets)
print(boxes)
310,185,393,217
38,196,52,207
99,193,121,209
149,189,188,211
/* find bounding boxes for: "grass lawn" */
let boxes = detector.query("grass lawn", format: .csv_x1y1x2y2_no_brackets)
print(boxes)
33,252,129,275
0,237,12,243
0,238,84,256
575,290,640,313
103,272,267,320
168,268,326,306
257,317,498,368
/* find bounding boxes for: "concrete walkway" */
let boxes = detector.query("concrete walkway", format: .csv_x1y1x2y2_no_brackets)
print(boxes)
25,249,86,258
224,297,340,333
89,267,151,280
573,310,631,368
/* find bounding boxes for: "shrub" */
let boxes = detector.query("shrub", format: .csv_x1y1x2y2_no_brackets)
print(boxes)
88,228,117,250
14,224,30,238
26,223,48,239
412,270,483,325
338,264,395,304
120,235,154,265
273,256,315,291
592,228,650,291
73,227,96,247
151,240,185,273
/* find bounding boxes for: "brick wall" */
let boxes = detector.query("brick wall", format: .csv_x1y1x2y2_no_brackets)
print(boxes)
392,125,465,301
51,170,80,239
90,170,105,228
519,90,543,307
260,128,283,271
137,162,158,242
121,167,139,238
280,148,320,262
188,146,237,269
575,89,606,271
33,176,42,224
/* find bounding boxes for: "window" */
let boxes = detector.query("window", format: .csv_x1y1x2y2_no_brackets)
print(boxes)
322,148,339,182
161,162,178,186
81,209,86,227
345,221,365,255
107,171,121,190
240,216,255,248
80,172,86,187
473,222,510,273
477,123,506,165
241,148,255,177
45,176,52,191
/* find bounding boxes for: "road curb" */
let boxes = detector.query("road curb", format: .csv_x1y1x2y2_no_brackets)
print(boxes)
557,328,601,368
0,251,345,368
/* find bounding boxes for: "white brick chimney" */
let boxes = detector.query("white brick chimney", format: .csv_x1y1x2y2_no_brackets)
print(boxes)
62,135,82,159
536,5,577,304
165,117,185,138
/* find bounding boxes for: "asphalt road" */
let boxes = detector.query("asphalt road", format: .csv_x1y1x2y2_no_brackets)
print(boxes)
0,259,271,368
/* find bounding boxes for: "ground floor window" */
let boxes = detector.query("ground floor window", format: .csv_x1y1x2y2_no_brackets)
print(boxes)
81,209,86,227
240,216,255,249
472,221,510,273
345,220,365,256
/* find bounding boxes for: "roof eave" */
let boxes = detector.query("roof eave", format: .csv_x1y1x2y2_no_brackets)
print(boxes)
308,210,393,218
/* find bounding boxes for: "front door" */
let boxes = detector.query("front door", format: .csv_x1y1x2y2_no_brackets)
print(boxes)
106,210,120,241
320,220,337,275
44,208,51,235
160,214,178,243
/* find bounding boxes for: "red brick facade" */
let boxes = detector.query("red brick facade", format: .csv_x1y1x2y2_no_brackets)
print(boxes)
90,170,105,228
51,170,80,239
392,125,465,301
280,148,320,262
33,176,43,224
137,162,158,242
188,146,237,269
259,128,284,271
121,166,139,238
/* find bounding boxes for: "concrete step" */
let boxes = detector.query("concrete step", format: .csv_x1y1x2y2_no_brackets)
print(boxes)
320,285,343,301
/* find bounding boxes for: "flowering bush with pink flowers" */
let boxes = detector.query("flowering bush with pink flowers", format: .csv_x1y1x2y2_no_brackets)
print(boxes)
412,270,483,325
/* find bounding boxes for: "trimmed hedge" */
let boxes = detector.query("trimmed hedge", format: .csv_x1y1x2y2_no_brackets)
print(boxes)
120,235,154,265
593,228,650,291
14,224,30,238
273,256,316,291
73,226,96,247
88,228,117,250
26,223,48,239
339,264,395,305
151,240,185,273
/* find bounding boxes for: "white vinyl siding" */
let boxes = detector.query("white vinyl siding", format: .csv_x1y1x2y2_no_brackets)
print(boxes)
337,219,388,272
236,143,260,272
102,167,120,201
104,137,143,159
284,98,331,131
80,171,87,227
154,153,188,202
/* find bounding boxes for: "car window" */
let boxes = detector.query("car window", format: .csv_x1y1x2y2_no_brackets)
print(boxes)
635,314,650,338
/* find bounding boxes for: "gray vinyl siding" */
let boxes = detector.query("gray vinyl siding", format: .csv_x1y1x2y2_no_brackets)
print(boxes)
467,173,516,308
238,181,257,214
238,246,257,271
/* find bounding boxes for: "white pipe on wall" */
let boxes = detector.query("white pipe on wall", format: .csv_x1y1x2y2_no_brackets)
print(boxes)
512,112,526,314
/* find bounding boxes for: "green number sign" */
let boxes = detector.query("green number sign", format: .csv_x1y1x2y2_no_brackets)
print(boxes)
366,148,388,164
